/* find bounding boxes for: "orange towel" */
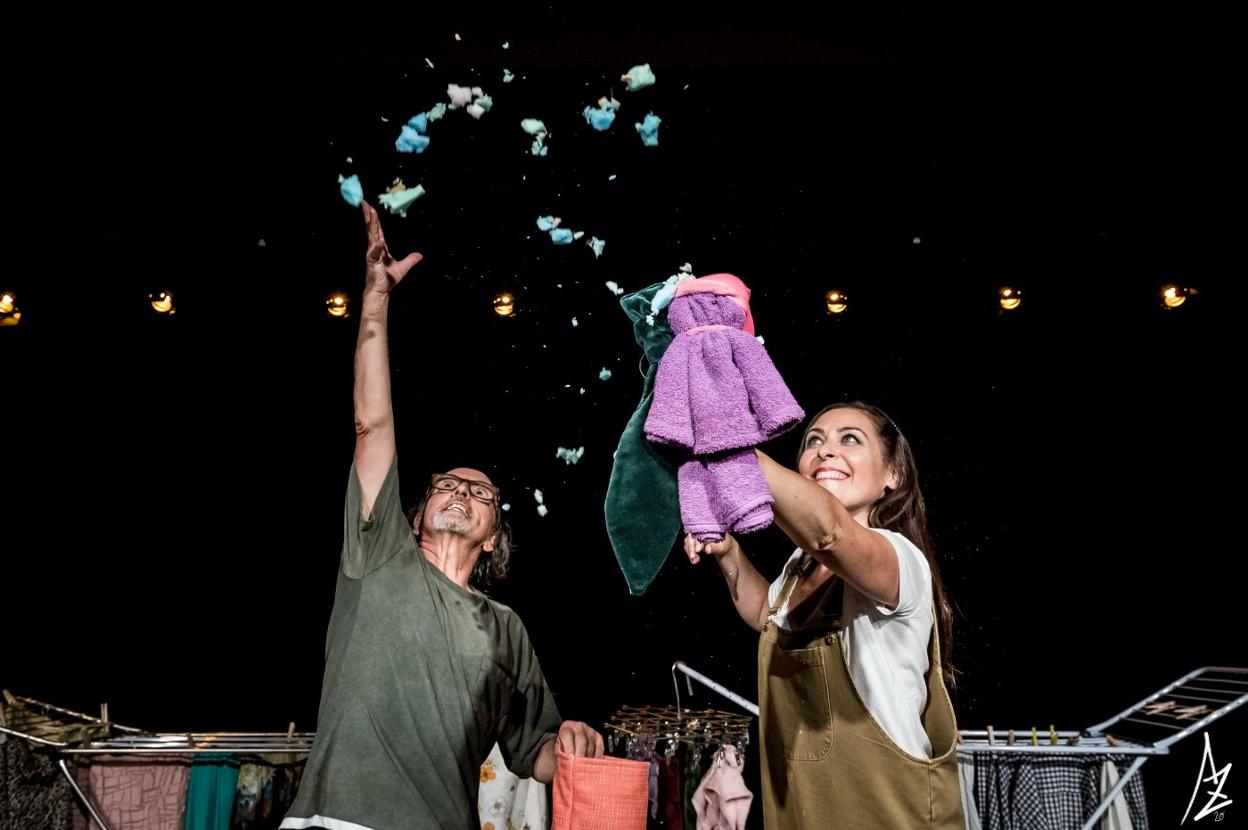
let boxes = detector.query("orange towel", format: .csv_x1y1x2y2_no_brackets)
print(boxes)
552,750,650,830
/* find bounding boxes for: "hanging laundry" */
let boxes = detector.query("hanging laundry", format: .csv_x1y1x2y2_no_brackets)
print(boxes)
185,753,240,830
231,763,274,829
74,754,191,830
691,746,752,830
655,754,683,829
0,735,80,830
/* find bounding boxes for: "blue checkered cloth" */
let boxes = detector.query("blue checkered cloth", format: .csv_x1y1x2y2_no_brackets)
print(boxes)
974,753,1148,829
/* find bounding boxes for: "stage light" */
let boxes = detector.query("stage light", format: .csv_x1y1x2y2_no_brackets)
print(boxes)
1161,283,1196,310
149,291,175,315
824,290,848,315
493,292,516,317
327,293,350,318
998,286,1022,311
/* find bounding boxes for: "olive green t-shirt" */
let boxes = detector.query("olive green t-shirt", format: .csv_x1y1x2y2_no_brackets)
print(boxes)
283,458,561,830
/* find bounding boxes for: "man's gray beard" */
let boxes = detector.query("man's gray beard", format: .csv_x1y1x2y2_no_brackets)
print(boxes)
432,509,471,534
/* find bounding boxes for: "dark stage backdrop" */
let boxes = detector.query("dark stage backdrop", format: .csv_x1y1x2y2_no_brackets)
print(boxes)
2,6,1241,827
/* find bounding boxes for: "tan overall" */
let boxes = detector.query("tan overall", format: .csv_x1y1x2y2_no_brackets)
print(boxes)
758,557,965,829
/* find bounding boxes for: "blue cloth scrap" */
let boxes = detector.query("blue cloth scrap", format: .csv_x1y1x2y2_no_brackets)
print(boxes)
338,174,363,207
584,105,617,131
635,113,662,147
396,126,430,153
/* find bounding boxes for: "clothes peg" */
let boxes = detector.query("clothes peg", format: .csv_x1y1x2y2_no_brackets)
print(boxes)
1066,734,1081,746
287,721,296,740
1106,734,1121,747
1030,727,1039,746
100,703,109,724
986,725,995,745
1007,729,1016,746
1049,724,1057,746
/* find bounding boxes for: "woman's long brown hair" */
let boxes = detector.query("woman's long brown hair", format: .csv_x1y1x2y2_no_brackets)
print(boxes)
799,401,957,688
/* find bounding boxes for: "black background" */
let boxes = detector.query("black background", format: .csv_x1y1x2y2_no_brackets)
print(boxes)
2,3,1242,826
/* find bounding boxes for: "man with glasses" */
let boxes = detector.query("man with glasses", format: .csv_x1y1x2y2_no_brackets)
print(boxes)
282,202,603,830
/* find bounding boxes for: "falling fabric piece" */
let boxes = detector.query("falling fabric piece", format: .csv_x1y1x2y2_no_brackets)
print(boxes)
521,119,550,156
635,113,662,147
571,317,579,327
395,126,430,153
503,69,515,83
651,263,696,315
427,103,448,122
407,112,428,133
537,216,560,232
588,237,606,258
377,184,426,218
599,368,613,381
622,63,657,91
338,174,363,207
467,94,494,119
584,105,617,131
550,228,575,245
447,84,481,108
606,281,625,296
556,446,585,465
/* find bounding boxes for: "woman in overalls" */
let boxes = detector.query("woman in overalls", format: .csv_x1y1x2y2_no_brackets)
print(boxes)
685,401,964,829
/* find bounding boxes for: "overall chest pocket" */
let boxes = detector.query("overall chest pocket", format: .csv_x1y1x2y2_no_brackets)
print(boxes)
762,642,834,762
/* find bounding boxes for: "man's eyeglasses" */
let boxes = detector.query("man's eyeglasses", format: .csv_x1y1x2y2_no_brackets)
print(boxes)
429,473,500,504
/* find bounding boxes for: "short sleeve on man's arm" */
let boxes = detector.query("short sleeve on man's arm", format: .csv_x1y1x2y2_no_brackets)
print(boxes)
341,455,410,578
497,653,563,779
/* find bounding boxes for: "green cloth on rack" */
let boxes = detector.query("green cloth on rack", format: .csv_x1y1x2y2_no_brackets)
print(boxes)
604,282,682,595
683,747,702,830
183,752,239,830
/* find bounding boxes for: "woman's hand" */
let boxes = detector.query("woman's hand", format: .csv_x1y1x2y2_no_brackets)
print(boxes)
684,533,738,565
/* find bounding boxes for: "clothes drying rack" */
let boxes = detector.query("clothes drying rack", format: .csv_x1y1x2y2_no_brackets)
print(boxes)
0,691,313,830
670,663,1248,830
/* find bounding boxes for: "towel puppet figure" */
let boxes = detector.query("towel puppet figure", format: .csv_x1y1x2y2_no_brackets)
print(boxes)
643,274,804,542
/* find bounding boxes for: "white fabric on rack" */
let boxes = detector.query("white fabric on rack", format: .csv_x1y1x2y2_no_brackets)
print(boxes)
958,754,982,830
1099,760,1134,830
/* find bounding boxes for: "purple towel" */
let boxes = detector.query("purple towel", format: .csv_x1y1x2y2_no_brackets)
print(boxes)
680,450,775,543
644,288,804,540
